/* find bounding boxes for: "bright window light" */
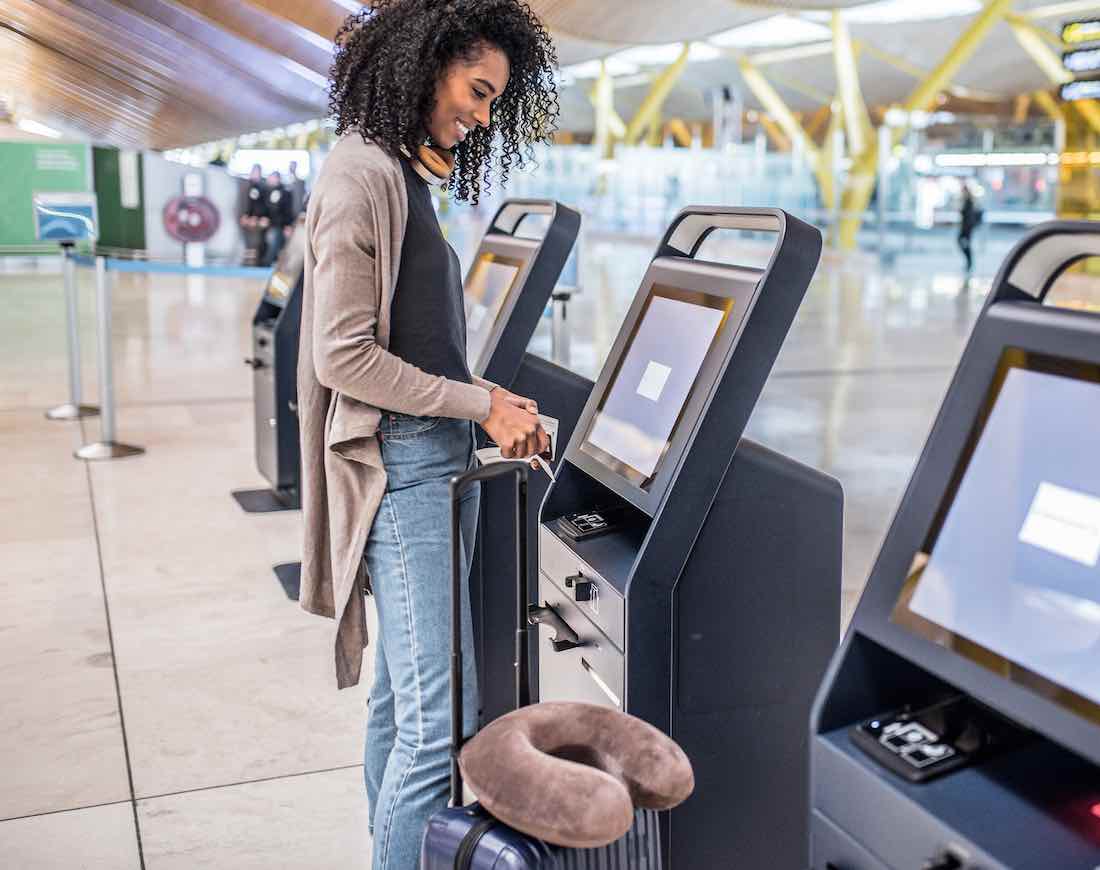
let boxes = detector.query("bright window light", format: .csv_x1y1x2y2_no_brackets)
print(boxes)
562,57,640,79
933,152,1055,168
609,41,720,66
807,0,982,23
707,15,830,48
229,149,312,179
16,118,62,139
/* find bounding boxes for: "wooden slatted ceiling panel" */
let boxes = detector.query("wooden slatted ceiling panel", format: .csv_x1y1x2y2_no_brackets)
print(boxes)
1,0,325,148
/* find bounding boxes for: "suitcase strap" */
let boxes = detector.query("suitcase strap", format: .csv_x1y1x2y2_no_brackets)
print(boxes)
454,815,497,870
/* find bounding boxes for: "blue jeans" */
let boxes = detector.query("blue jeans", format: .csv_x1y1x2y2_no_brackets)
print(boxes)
364,413,480,870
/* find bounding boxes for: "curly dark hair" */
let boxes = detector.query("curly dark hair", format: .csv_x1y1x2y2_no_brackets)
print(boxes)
328,0,559,203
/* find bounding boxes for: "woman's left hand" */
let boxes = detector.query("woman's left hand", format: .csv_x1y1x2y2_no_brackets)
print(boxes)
492,387,538,416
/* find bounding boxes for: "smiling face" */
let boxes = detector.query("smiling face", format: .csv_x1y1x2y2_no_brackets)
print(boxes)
425,42,510,149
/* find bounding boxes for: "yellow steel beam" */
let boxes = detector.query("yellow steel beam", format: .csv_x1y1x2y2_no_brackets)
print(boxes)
1008,16,1100,135
587,79,626,140
624,43,691,146
833,0,1012,250
831,11,873,159
646,111,663,146
591,61,619,159
903,0,1014,119
1014,93,1033,123
738,57,818,160
667,118,693,148
1034,89,1066,122
1004,13,1072,50
767,71,831,106
804,104,832,140
750,42,833,66
858,41,1007,102
738,56,833,208
759,115,792,152
1008,19,1074,83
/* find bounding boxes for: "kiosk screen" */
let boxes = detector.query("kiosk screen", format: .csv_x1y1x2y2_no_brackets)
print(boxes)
580,285,734,486
465,253,523,363
265,226,306,304
894,352,1100,721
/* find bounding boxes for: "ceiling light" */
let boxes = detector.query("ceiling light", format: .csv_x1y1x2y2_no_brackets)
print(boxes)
806,0,982,24
708,15,831,48
609,41,720,66
561,58,640,79
16,118,62,139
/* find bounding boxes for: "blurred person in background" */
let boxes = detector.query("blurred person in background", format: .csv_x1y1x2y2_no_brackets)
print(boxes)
239,163,268,264
287,159,307,219
958,184,983,274
262,170,295,266
297,1,560,866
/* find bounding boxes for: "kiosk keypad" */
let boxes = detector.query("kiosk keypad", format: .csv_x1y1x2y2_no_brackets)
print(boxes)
557,507,627,541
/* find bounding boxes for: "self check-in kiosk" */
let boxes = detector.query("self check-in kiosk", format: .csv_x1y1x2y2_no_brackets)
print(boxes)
234,218,307,512
520,207,843,869
811,223,1100,870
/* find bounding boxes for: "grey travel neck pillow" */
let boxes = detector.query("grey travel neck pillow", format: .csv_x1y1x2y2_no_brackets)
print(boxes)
458,701,695,848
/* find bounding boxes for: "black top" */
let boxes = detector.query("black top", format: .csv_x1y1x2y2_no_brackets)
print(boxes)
264,184,295,228
388,160,471,384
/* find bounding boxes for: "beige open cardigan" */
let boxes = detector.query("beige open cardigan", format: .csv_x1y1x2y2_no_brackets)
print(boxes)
298,135,495,689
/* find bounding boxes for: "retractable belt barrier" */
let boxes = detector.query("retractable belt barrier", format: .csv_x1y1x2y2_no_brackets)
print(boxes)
52,253,271,461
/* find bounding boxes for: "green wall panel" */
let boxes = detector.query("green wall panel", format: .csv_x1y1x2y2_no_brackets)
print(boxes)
93,146,146,250
0,141,93,250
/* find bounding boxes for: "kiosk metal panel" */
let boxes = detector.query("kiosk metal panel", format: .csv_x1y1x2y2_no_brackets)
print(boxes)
566,258,761,515
892,350,1100,725
464,236,538,376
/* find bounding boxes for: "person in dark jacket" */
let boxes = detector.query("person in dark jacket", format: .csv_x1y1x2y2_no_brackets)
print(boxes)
958,185,982,273
239,163,268,264
261,170,295,266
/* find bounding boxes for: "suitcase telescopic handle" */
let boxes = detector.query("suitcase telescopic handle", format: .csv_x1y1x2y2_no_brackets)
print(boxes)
449,460,531,807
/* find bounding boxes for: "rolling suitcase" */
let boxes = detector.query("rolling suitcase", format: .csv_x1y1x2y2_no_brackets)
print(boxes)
420,461,661,870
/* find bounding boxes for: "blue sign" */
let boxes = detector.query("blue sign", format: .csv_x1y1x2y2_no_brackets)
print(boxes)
33,193,98,242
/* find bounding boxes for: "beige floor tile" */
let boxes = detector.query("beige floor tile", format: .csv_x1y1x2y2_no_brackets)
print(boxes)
0,413,130,819
0,802,141,870
84,401,368,798
139,767,370,870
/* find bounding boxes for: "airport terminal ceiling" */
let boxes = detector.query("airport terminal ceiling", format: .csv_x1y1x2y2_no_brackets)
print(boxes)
0,0,1089,149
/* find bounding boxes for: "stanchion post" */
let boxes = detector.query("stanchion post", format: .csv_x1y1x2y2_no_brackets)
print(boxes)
75,257,144,461
550,288,572,369
46,242,99,421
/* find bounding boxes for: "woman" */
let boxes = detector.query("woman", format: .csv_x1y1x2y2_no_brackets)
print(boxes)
296,2,558,867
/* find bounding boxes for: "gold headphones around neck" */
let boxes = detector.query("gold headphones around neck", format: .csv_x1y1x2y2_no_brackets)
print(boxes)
404,144,455,186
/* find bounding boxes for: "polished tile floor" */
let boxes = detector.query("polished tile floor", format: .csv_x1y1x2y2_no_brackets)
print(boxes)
0,221,1074,867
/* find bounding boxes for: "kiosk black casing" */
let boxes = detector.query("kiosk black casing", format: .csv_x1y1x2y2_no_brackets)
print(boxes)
530,208,842,868
241,231,305,510
810,222,1100,870
470,200,580,387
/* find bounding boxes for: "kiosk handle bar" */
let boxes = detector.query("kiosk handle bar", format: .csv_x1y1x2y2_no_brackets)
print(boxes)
448,460,530,806
488,199,559,237
986,220,1100,311
659,206,788,261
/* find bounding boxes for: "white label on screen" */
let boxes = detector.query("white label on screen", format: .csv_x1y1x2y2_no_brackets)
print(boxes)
636,361,672,402
1019,481,1100,567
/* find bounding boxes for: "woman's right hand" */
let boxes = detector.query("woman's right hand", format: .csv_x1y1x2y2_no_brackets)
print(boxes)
481,388,549,459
